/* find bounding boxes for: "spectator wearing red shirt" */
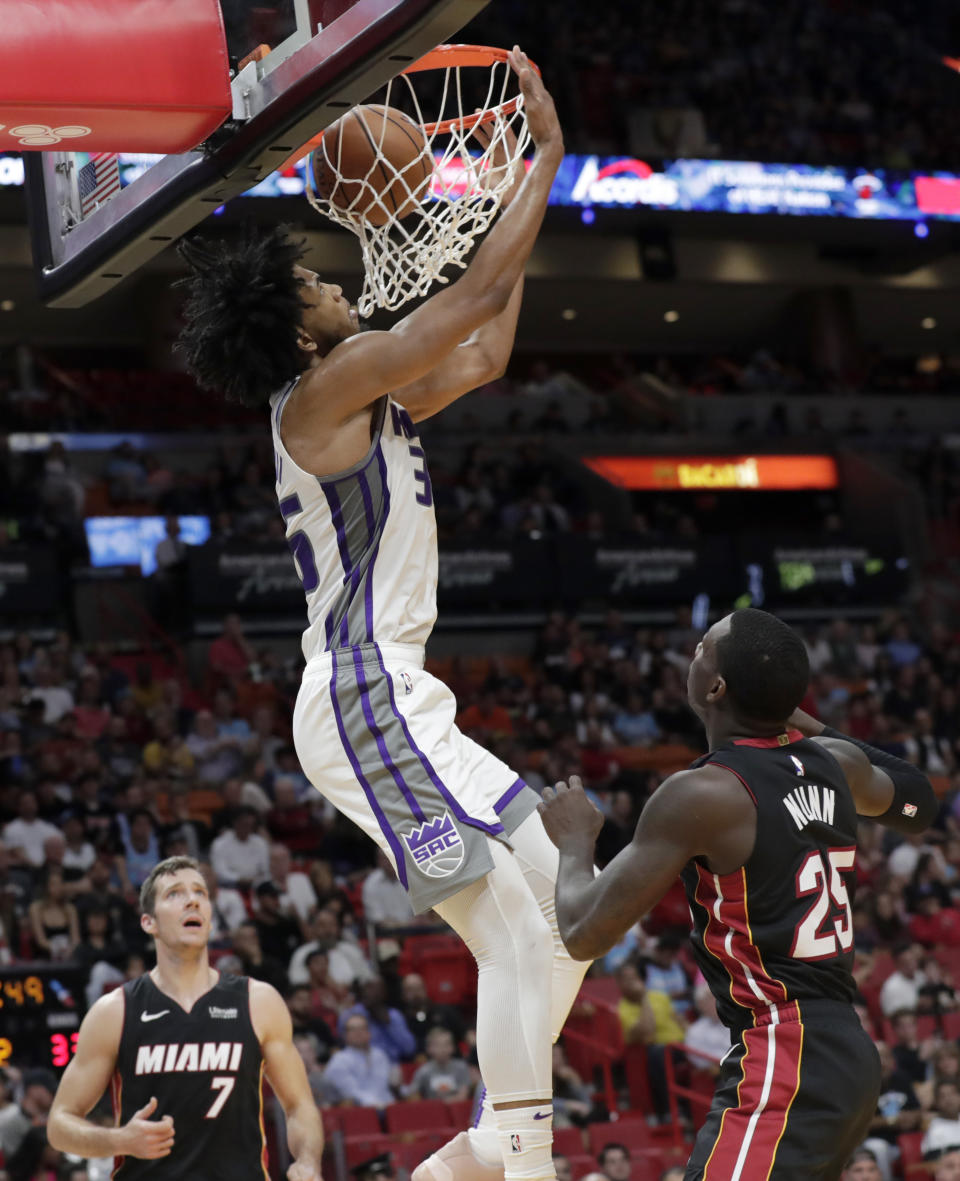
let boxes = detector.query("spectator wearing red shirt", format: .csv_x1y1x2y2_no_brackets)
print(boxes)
208,613,255,682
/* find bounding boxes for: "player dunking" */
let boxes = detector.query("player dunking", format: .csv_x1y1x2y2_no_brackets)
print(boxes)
176,49,589,1181
540,609,938,1181
48,856,324,1181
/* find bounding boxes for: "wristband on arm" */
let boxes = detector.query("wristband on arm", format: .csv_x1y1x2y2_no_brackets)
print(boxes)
820,726,938,834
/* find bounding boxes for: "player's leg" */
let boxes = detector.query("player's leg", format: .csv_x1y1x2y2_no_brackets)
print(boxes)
464,812,593,1162
431,838,558,1181
685,1004,880,1181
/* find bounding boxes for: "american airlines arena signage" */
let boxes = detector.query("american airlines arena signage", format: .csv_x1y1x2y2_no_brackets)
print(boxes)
3,151,960,223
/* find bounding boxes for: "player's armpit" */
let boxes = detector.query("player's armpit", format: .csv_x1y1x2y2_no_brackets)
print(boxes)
550,767,754,961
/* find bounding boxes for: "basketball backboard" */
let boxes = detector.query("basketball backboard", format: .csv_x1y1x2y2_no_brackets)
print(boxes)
24,0,488,307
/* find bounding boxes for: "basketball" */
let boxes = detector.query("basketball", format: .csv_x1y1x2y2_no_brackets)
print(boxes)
311,104,432,227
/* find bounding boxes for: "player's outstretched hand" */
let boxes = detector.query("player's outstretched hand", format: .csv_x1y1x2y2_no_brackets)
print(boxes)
288,1159,323,1181
507,46,562,153
538,775,603,850
119,1096,175,1159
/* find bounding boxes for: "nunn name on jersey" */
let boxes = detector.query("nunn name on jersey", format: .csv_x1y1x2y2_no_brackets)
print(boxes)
135,1042,244,1075
783,784,836,831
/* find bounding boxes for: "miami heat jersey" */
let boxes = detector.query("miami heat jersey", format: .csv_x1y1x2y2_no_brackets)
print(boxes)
680,732,860,1030
112,973,267,1181
270,384,438,662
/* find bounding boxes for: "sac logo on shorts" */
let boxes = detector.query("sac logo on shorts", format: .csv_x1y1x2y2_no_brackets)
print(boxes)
403,811,464,877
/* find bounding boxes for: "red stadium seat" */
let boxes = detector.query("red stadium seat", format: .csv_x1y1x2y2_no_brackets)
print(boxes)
445,1099,476,1129
942,1010,960,1040
552,1127,586,1157
329,1107,383,1138
567,1155,596,1179
385,1100,453,1135
898,1131,925,1179
343,1135,394,1168
588,1119,655,1155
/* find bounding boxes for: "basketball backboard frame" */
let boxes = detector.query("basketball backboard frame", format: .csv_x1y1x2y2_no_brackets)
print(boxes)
24,0,488,308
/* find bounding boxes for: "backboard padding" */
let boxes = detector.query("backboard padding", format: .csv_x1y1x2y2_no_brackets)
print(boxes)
25,0,489,307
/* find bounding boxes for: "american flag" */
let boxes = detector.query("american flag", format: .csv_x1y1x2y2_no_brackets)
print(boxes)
78,152,120,217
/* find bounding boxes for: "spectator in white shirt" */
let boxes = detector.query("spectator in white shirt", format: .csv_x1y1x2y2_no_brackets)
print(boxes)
210,806,270,888
2,791,63,868
362,850,414,927
881,945,927,1018
288,906,375,988
684,988,731,1073
27,661,75,725
923,1081,960,1159
888,834,944,883
265,843,317,926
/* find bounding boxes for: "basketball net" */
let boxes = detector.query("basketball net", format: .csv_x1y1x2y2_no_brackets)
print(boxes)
305,47,533,317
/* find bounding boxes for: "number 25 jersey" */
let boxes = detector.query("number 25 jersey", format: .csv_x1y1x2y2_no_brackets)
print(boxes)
680,732,859,1030
270,385,438,663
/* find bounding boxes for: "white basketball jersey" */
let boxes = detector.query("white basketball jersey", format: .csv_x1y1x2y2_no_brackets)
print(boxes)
269,383,438,661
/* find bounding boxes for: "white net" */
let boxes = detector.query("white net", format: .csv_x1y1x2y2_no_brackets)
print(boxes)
305,46,533,317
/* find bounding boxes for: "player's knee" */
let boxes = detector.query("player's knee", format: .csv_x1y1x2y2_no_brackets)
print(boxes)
510,897,554,972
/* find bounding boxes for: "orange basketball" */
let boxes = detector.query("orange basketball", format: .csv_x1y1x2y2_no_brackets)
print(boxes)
311,104,432,227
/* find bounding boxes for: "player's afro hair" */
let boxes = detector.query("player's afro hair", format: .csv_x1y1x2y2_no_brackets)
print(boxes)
715,608,809,723
175,225,308,408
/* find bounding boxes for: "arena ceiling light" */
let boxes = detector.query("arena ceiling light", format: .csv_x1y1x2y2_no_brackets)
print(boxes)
921,316,937,329
664,309,679,322
561,308,578,320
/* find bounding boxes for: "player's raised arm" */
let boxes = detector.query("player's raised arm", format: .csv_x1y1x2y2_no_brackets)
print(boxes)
538,768,755,961
789,707,938,833
301,47,562,418
48,991,176,1159
250,980,324,1181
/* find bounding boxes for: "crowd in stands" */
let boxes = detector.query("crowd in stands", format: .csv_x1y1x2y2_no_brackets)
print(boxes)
0,607,959,1178
468,0,960,167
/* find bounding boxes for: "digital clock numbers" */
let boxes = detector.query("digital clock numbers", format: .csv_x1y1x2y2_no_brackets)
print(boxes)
0,976,46,1007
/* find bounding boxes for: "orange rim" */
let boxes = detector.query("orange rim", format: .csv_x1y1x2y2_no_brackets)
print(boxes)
402,44,540,136
291,45,535,172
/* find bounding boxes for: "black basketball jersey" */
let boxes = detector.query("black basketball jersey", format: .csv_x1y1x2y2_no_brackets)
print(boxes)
680,730,860,1031
112,973,268,1181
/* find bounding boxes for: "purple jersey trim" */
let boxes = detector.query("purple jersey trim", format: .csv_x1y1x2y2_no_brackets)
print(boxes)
493,778,526,814
329,649,408,888
372,644,505,839
351,645,427,825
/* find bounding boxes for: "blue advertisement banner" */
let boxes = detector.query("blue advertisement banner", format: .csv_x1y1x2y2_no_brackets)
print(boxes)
6,151,959,223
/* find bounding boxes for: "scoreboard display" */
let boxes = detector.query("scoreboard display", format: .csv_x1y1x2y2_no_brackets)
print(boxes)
0,966,86,1071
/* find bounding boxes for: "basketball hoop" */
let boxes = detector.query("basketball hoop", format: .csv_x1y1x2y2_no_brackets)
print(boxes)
305,44,538,317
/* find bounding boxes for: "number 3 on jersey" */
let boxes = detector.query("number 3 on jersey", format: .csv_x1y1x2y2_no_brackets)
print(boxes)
790,846,856,960
391,404,433,507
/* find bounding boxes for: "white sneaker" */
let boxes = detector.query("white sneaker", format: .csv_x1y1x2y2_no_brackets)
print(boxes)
411,1132,505,1181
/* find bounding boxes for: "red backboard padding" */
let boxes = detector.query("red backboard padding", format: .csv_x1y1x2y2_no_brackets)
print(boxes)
2,0,231,152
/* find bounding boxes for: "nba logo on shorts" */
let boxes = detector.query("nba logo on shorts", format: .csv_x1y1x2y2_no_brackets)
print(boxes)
402,811,464,877
400,672,413,694
510,1135,521,1153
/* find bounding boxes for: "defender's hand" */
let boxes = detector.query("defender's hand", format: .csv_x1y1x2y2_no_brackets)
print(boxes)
119,1097,175,1159
538,776,603,850
507,46,562,153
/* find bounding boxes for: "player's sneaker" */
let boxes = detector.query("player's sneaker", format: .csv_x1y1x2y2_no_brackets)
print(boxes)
411,1132,504,1181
